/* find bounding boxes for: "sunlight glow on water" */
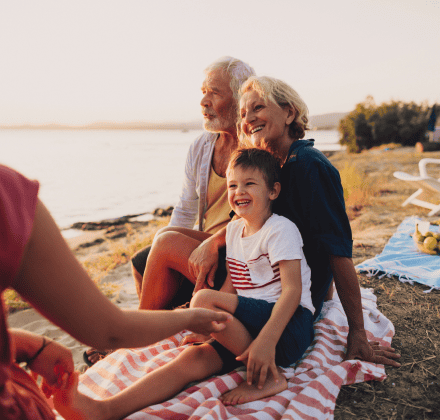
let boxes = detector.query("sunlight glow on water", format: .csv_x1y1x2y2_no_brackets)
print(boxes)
0,129,341,228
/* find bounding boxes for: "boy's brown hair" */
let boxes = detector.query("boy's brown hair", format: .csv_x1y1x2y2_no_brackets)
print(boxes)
227,147,281,189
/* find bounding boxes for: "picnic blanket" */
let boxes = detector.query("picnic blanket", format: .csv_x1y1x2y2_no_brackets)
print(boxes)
77,288,394,420
356,216,440,291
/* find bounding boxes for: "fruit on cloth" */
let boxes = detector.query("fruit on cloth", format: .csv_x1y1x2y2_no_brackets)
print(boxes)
416,242,438,255
424,236,438,250
414,225,425,242
413,224,440,255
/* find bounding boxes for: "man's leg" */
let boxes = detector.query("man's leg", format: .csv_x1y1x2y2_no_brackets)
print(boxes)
132,226,211,309
138,229,211,310
131,245,151,299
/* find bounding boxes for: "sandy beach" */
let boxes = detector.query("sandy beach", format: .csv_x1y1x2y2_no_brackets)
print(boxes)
7,145,440,418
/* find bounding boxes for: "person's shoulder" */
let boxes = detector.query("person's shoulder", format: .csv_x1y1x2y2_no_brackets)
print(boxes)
266,214,303,249
266,213,298,233
285,140,337,176
190,131,218,148
291,140,331,164
0,164,39,195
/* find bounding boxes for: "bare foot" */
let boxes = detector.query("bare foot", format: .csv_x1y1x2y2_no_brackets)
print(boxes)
53,372,107,420
220,368,287,406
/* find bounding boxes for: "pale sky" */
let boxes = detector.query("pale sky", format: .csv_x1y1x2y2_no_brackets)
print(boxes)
1,0,439,125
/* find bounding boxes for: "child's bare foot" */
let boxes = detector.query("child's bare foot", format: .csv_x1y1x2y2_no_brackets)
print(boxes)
53,371,107,420
220,368,287,406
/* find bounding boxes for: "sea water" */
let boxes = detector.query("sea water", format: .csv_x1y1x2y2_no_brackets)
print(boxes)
0,128,342,229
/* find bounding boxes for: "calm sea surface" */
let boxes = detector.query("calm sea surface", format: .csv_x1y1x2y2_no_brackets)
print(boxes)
1,129,342,230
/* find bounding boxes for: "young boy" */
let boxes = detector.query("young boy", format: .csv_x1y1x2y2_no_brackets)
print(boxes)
54,148,315,419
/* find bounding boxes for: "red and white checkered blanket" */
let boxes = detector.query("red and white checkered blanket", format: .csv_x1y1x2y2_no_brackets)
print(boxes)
78,289,394,419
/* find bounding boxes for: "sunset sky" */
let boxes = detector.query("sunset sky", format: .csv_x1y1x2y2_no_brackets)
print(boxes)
1,0,439,125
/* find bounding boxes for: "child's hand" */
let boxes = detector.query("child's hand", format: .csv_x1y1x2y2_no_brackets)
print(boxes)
236,337,279,389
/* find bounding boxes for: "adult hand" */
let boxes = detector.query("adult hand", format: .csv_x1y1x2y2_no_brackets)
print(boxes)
185,308,231,336
344,329,401,367
189,239,219,294
236,338,279,389
179,333,211,346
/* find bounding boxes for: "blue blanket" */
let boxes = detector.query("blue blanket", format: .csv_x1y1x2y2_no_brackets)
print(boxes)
356,216,440,291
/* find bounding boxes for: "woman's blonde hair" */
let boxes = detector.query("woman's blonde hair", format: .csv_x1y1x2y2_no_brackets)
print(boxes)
239,76,310,140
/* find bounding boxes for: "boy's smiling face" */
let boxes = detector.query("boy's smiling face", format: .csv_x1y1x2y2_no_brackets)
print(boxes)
227,165,279,223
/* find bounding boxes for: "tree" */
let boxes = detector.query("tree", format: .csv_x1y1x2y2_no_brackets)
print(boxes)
339,97,431,152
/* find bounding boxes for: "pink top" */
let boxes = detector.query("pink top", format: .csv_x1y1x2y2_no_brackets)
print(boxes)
0,165,55,419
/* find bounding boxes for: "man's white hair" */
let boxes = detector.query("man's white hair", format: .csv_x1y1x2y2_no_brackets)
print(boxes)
204,57,255,104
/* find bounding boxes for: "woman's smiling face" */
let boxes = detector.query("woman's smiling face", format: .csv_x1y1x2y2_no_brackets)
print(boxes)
239,90,294,149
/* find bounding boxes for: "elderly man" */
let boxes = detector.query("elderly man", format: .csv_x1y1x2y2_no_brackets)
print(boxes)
84,57,255,365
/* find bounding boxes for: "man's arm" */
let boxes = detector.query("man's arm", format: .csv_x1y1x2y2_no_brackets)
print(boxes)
330,255,401,367
169,137,201,229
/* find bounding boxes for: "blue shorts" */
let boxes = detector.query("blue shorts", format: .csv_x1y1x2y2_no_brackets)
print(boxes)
208,295,314,374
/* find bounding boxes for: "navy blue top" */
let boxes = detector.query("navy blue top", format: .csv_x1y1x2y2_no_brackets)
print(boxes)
273,140,353,318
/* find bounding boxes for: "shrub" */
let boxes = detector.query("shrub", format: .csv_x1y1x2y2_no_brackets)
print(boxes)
339,97,433,152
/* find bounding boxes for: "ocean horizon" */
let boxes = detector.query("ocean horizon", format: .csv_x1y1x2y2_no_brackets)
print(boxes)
1,128,343,230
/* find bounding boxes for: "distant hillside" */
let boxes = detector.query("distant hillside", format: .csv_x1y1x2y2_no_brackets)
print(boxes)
0,121,204,130
308,112,348,130
0,113,348,131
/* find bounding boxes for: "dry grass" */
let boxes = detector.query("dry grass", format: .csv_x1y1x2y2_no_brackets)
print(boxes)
339,162,375,209
328,145,440,419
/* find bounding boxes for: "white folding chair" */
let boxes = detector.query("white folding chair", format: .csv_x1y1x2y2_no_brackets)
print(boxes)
394,158,440,216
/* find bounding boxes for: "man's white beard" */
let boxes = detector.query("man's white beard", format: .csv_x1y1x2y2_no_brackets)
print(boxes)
204,118,222,132
203,108,236,134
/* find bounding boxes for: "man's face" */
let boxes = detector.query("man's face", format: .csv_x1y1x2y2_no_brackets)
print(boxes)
200,69,236,134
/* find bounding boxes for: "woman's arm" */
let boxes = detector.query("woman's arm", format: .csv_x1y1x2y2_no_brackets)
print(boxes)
10,329,74,386
237,259,302,388
12,200,230,351
330,256,401,366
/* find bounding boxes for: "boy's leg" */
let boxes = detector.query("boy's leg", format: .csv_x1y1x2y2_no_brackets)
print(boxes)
220,366,287,405
191,291,288,404
190,290,254,355
55,344,223,420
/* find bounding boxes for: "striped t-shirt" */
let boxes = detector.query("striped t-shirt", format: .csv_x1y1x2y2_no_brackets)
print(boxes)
226,214,314,314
